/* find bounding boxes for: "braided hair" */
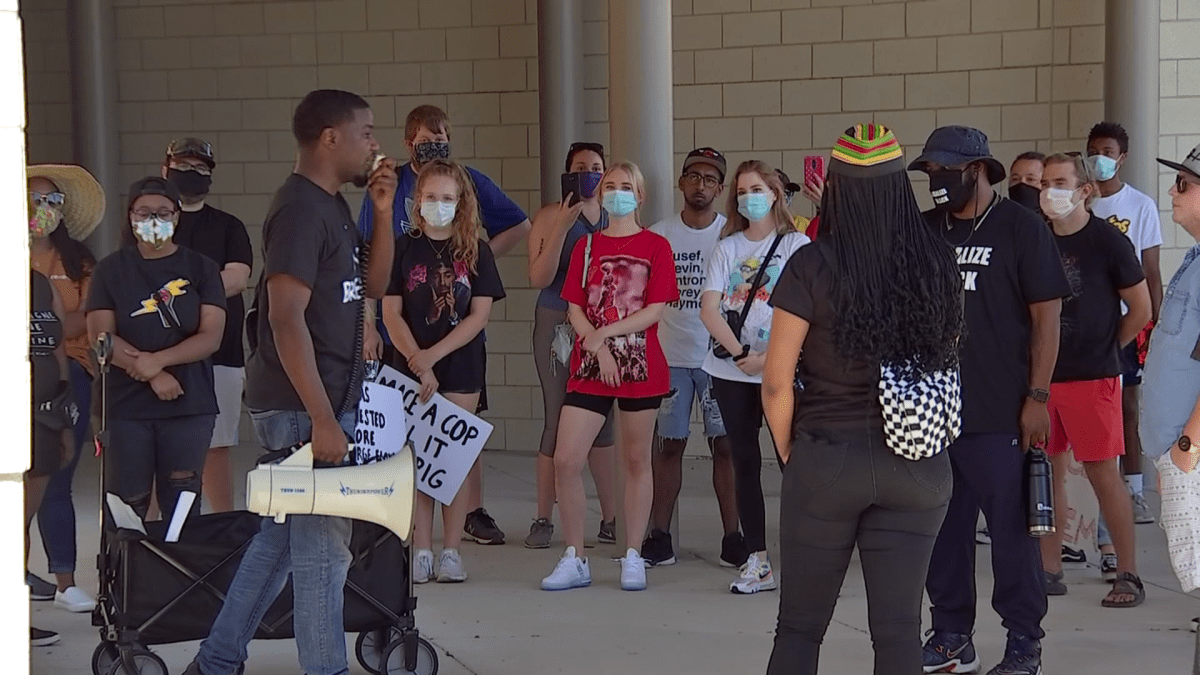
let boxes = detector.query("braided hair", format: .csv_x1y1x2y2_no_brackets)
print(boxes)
820,169,964,375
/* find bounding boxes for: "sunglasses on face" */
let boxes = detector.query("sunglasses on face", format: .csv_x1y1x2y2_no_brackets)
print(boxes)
30,191,65,208
1177,174,1199,194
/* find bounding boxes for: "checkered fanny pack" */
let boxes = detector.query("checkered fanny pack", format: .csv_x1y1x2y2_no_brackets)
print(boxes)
878,361,962,461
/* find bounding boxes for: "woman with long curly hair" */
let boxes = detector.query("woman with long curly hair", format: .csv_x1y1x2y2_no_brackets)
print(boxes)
761,125,964,675
382,159,506,584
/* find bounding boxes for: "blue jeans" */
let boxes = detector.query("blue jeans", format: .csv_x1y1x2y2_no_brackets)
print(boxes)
37,360,91,574
195,409,356,675
657,367,726,439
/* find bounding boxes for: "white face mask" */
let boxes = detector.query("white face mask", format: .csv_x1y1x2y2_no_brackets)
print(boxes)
1039,187,1081,220
420,200,456,229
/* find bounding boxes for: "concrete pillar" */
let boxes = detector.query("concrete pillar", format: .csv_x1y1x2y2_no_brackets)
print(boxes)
1105,0,1159,197
537,0,585,206
608,0,674,226
0,1,31,670
69,0,121,258
607,0,674,555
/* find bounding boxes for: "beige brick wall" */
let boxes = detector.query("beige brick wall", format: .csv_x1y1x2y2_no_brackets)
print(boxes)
18,0,1200,451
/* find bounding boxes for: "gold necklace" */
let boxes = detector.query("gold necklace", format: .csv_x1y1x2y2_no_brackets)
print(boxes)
429,237,452,260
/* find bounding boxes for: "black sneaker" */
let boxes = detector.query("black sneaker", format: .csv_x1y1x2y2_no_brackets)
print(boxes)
1044,570,1067,596
31,627,59,647
922,630,980,673
720,532,750,568
640,529,676,567
464,508,505,545
1061,545,1086,564
597,519,616,544
986,636,1041,675
26,572,56,601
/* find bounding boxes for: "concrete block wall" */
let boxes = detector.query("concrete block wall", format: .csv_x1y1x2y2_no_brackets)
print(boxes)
18,0,1200,451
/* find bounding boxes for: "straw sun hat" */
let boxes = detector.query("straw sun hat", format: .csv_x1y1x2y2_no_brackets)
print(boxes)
27,164,106,241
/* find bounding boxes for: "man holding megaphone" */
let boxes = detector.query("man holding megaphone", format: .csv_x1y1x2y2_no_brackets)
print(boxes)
185,89,397,675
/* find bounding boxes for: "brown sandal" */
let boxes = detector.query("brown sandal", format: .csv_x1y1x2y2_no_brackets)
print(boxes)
1102,572,1145,608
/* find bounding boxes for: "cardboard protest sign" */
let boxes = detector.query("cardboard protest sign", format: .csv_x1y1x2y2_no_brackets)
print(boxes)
352,382,408,466
370,365,494,505
1062,450,1100,556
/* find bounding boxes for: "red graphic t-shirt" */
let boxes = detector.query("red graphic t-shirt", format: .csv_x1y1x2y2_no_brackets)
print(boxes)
561,229,679,398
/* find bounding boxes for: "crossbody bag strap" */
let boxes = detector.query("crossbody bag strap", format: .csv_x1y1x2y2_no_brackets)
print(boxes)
734,233,783,333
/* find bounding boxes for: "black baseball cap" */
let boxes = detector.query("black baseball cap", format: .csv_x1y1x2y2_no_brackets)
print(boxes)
908,126,1006,185
683,147,727,181
127,176,182,212
775,168,802,195
166,137,216,169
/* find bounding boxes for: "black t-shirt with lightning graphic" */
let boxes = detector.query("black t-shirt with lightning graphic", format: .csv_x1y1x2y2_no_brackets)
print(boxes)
86,245,226,419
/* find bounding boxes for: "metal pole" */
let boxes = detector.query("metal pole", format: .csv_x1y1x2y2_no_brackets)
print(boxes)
607,0,674,555
608,0,674,226
1105,0,1159,197
537,0,585,206
69,0,121,258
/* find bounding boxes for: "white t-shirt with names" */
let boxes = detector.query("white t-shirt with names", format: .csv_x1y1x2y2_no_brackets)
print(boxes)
650,212,726,369
701,230,810,384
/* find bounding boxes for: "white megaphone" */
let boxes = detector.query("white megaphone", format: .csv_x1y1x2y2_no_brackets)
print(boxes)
246,442,416,543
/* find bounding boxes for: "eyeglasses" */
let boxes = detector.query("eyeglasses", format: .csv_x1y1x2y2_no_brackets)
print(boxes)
131,208,178,220
29,191,65,208
1177,174,1199,194
682,172,721,188
170,162,212,176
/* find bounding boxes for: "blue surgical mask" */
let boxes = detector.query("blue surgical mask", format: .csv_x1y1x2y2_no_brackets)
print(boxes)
602,189,638,217
420,200,456,229
737,193,773,222
1089,154,1119,182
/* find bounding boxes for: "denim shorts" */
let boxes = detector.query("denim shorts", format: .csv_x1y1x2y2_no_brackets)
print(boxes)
656,367,726,440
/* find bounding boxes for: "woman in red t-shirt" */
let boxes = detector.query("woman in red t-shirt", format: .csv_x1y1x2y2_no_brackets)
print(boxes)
540,161,679,593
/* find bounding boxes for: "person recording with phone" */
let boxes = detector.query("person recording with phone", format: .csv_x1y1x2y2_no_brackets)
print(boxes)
524,142,618,550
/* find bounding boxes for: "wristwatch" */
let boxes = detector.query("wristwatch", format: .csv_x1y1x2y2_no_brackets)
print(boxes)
1178,435,1195,454
1027,388,1050,404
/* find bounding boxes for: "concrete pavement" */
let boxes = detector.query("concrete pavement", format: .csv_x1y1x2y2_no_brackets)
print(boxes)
28,438,1199,674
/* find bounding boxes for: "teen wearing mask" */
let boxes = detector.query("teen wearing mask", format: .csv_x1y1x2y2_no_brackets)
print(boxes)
26,165,102,613
1087,121,1164,528
644,147,745,568
85,177,227,521
162,138,253,513
524,142,618,549
358,104,530,546
1036,153,1150,608
541,161,679,592
188,89,397,675
763,124,963,675
701,160,810,595
1008,151,1046,214
28,269,75,646
382,159,505,583
1141,142,1200,630
911,126,1070,675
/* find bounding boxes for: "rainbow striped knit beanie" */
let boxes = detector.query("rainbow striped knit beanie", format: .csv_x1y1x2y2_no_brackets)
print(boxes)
829,124,904,177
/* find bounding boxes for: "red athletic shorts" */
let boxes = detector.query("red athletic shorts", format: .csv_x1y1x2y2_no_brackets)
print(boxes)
1046,377,1125,462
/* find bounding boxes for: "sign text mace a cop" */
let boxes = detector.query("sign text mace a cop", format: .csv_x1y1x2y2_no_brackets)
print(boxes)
354,365,493,505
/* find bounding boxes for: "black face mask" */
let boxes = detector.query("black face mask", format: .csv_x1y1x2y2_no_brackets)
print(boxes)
167,167,212,198
413,141,451,165
928,167,977,213
1008,182,1042,213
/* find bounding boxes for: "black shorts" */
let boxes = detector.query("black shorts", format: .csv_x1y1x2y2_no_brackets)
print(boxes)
387,349,482,395
563,391,663,416
1118,341,1142,388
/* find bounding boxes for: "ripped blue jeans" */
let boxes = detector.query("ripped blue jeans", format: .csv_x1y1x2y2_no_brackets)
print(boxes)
656,367,726,440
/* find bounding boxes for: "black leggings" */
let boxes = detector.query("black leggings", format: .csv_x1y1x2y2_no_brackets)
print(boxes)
767,427,951,675
710,377,777,553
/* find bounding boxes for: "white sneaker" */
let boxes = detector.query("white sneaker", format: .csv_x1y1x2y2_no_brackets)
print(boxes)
620,548,647,591
414,549,434,584
437,549,467,583
541,546,591,591
54,586,96,613
731,551,777,594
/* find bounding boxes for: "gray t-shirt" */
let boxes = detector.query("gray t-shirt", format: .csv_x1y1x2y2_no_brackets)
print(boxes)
245,174,363,413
